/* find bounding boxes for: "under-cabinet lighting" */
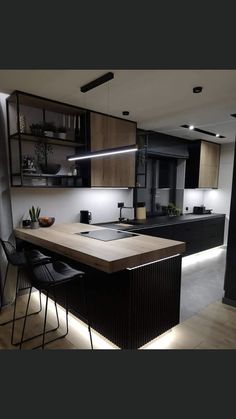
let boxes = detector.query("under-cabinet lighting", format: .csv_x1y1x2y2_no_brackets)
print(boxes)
182,246,224,268
31,292,117,350
67,144,138,161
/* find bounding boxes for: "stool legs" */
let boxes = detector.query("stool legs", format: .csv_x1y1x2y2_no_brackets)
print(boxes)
11,268,21,344
33,286,69,350
17,289,60,349
0,262,9,312
83,276,93,350
19,286,32,349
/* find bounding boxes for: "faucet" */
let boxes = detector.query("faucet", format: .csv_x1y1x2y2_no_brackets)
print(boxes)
118,202,133,222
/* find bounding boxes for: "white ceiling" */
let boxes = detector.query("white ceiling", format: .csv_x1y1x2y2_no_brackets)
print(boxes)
0,69,236,143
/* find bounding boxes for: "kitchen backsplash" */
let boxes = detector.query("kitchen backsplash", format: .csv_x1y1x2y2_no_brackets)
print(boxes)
183,189,205,213
11,188,134,227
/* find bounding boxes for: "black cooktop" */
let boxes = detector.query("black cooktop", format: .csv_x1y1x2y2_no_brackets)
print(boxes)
76,229,138,241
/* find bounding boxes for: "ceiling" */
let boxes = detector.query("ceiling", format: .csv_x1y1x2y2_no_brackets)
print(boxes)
0,70,236,143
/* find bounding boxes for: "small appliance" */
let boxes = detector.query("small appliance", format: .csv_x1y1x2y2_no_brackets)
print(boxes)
193,206,212,215
80,210,92,224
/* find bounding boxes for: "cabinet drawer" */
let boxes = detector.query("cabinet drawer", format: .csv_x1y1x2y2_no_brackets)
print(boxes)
172,221,203,242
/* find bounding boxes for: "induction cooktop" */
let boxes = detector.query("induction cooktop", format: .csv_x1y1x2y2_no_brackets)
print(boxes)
76,229,138,241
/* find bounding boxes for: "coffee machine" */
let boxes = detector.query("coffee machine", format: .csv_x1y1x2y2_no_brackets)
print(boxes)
80,210,92,224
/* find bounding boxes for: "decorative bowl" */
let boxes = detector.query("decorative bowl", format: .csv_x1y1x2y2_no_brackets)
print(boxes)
38,217,55,227
40,163,61,174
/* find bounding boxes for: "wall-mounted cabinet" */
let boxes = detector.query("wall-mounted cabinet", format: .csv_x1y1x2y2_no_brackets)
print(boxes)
7,91,137,188
185,140,220,189
7,91,90,188
90,112,137,187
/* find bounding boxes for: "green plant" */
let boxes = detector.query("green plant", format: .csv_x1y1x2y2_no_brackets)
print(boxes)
167,203,181,216
29,206,41,222
58,126,67,133
43,122,56,132
34,141,53,164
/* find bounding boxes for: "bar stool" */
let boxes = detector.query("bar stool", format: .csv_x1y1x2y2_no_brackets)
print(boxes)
0,238,55,344
19,258,93,350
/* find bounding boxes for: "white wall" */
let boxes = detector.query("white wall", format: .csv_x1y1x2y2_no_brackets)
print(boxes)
183,189,205,213
183,142,235,243
0,92,134,228
11,187,134,227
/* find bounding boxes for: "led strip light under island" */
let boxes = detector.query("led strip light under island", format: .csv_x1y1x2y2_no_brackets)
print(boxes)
14,223,185,349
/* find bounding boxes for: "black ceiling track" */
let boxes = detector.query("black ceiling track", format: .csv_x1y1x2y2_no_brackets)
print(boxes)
80,72,114,93
231,113,236,118
181,125,225,139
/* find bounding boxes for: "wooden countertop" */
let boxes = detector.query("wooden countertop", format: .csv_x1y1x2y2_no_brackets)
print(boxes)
14,223,185,273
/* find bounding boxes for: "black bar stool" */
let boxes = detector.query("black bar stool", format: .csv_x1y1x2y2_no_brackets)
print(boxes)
19,258,93,350
0,238,56,344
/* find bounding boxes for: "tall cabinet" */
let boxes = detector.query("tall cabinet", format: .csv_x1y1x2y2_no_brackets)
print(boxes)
185,140,220,189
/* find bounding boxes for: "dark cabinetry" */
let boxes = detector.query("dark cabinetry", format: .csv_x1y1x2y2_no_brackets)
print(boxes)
133,216,225,256
185,140,220,189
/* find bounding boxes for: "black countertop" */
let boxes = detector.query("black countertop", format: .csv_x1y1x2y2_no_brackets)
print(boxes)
96,213,225,231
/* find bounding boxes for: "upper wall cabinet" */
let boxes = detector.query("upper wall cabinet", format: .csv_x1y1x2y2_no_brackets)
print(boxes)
185,140,221,189
90,112,137,187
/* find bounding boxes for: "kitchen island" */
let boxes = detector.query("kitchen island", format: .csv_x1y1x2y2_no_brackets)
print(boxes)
15,223,185,349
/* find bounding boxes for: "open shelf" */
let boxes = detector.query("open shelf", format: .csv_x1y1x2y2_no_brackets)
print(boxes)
7,90,85,116
10,133,85,148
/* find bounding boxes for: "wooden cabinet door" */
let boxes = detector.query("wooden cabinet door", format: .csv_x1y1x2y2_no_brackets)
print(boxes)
198,141,220,188
90,112,136,187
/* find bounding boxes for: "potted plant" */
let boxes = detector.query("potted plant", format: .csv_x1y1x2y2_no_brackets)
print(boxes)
57,126,67,140
30,123,44,137
29,206,41,229
34,142,61,174
43,122,56,138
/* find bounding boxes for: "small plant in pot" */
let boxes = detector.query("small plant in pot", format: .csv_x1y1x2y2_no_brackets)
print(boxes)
29,206,41,229
34,142,61,174
43,122,56,138
57,126,67,140
30,123,44,137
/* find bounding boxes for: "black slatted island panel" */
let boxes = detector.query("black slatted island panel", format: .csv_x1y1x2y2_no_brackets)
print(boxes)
17,240,182,349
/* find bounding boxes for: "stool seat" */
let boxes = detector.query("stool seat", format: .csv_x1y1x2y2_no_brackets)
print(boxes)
31,261,84,289
10,249,51,267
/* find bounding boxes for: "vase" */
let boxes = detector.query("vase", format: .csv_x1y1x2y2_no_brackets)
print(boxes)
30,221,39,229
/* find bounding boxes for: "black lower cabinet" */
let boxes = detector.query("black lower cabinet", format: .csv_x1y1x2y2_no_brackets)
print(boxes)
133,216,225,256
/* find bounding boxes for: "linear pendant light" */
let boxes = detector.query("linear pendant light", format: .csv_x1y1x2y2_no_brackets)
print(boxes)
67,144,138,161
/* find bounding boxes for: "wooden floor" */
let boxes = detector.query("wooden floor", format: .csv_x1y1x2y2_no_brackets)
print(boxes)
1,247,236,350
1,294,236,350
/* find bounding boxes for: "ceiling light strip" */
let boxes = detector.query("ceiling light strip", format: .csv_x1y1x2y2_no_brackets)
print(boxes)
67,144,138,161
181,125,225,138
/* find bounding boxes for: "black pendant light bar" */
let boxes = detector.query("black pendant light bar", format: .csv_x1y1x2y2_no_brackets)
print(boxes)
181,125,225,138
231,113,236,118
67,144,138,161
80,72,114,93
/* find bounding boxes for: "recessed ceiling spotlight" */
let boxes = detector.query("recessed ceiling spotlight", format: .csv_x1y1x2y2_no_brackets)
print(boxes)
122,111,129,116
181,124,225,138
193,86,203,94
